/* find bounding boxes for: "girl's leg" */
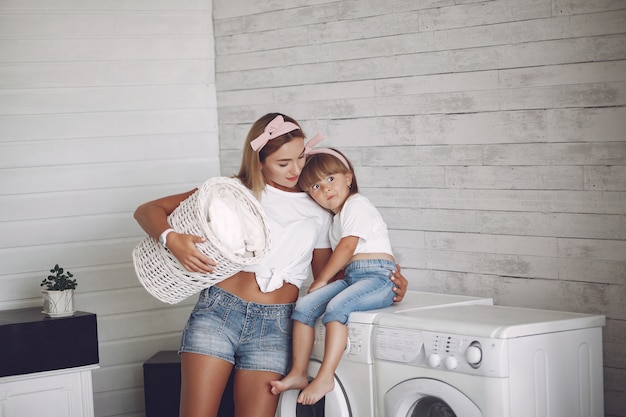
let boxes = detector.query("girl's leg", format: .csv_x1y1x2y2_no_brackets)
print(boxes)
271,280,349,395
297,268,394,404
270,320,313,394
179,352,233,417
297,321,348,405
323,275,395,325
234,369,283,417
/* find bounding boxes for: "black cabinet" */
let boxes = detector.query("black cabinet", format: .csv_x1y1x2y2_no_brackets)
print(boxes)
0,307,99,377
143,350,235,417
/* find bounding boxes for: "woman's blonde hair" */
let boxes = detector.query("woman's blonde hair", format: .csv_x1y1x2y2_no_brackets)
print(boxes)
297,149,358,195
235,113,305,198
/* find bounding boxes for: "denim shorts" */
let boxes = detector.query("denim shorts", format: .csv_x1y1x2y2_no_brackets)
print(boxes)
291,259,396,326
180,286,295,375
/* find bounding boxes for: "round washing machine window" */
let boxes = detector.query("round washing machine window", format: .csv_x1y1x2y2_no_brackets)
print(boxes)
385,378,481,417
412,397,458,416
277,360,351,417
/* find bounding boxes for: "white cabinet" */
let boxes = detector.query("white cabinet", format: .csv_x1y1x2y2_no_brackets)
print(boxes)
0,365,97,417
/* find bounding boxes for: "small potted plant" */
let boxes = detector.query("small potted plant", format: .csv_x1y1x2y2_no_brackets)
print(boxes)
41,264,78,317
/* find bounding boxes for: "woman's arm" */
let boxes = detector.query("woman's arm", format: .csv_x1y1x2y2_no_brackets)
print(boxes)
310,248,332,281
134,190,216,273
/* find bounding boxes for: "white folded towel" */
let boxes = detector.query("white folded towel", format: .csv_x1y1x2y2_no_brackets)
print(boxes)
208,187,266,258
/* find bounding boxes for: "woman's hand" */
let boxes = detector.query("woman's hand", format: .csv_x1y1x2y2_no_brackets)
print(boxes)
390,264,409,302
166,232,217,274
134,189,217,274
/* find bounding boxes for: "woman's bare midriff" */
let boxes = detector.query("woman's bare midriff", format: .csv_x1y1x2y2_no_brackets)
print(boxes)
216,271,300,304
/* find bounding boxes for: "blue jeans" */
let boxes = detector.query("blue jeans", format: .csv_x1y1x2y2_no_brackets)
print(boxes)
180,286,294,375
291,259,396,326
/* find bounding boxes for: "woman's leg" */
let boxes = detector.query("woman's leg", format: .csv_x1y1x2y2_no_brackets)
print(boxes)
234,369,283,417
297,321,347,405
179,352,233,417
269,320,314,394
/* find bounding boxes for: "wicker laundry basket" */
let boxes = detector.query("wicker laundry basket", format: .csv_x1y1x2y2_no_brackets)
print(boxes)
132,177,271,304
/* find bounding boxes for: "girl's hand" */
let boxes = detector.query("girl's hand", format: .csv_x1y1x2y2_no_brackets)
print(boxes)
166,232,217,273
390,264,409,302
308,280,328,293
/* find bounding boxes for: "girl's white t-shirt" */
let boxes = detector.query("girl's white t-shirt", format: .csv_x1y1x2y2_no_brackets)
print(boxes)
243,185,332,293
330,193,393,256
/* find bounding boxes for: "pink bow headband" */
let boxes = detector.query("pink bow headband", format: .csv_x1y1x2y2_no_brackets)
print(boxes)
250,115,300,151
305,133,350,169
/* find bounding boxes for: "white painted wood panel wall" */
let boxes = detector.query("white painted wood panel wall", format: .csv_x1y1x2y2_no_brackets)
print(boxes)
0,1,218,416
212,0,626,416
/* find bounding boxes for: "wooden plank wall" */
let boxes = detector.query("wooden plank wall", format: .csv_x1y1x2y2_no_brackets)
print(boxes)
0,1,218,416
212,0,626,415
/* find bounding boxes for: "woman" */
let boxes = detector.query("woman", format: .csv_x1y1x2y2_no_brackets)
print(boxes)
134,113,408,417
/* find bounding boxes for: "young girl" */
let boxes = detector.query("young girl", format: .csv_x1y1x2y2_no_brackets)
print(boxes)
270,140,396,405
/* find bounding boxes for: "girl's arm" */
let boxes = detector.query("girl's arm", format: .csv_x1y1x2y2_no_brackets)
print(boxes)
310,242,409,301
309,235,358,292
134,190,216,273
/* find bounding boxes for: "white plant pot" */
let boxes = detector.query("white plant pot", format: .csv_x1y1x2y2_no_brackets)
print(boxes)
42,289,75,317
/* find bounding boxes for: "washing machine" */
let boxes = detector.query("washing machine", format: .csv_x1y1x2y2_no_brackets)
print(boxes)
276,290,493,417
373,304,605,417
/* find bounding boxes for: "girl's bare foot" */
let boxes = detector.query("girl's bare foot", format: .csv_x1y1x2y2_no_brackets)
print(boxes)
297,376,335,405
270,373,309,395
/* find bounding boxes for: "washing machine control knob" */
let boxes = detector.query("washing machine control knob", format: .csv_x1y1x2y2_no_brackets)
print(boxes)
428,353,441,367
445,356,458,370
466,343,482,367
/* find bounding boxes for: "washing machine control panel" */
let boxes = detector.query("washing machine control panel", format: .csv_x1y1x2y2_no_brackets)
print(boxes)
374,327,509,377
312,321,374,364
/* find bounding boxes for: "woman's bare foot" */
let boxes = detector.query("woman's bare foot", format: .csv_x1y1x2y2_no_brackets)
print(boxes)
270,373,309,395
297,376,335,405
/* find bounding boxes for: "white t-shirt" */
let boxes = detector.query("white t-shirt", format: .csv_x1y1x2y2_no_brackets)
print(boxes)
243,185,332,293
330,193,393,256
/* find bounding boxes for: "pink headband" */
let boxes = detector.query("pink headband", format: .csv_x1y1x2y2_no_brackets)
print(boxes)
250,115,300,151
304,133,350,169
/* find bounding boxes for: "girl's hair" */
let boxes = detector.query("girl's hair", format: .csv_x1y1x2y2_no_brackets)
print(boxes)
297,149,359,195
235,113,305,198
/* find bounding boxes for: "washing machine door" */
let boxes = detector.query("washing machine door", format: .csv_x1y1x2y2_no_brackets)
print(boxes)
277,360,351,417
385,378,481,417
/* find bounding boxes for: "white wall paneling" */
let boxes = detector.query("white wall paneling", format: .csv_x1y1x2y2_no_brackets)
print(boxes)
0,1,218,416
212,1,625,415
2,0,625,416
